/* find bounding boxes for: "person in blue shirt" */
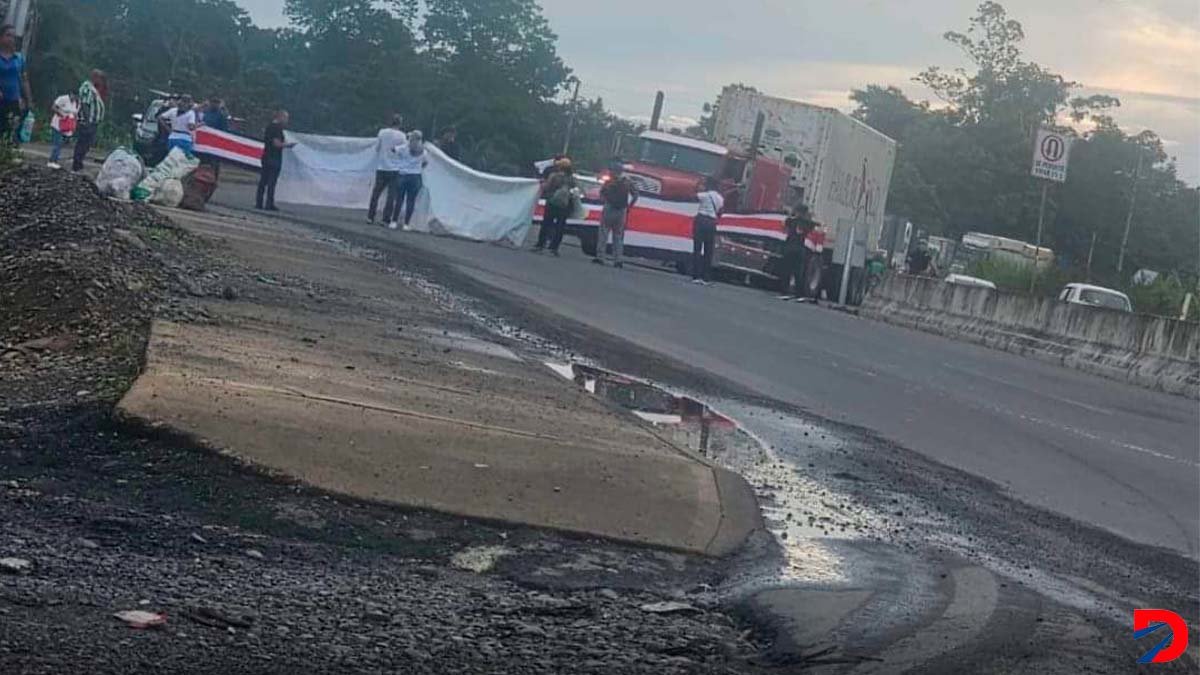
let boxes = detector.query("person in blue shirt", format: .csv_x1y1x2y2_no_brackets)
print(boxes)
202,97,228,131
0,24,33,146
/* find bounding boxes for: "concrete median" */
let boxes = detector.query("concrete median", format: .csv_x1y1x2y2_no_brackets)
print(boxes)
116,209,761,556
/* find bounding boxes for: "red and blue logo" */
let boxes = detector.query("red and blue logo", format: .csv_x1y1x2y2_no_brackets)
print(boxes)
1133,609,1188,664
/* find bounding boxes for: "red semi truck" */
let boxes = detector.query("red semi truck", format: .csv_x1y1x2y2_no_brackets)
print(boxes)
539,88,897,304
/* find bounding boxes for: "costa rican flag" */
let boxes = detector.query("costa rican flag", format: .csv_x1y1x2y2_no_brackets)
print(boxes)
194,128,265,169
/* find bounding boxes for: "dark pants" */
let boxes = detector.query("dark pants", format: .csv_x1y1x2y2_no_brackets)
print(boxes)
369,170,399,222
536,208,569,251
779,247,808,296
386,173,423,225
257,161,282,208
0,101,20,145
72,123,98,172
691,215,717,280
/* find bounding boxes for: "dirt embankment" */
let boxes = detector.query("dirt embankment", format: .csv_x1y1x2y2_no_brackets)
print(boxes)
1,167,235,416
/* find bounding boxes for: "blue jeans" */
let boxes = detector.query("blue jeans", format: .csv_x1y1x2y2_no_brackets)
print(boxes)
49,129,70,162
388,173,423,225
167,137,194,157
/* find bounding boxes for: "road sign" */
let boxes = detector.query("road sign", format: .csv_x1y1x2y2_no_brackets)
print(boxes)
1031,128,1071,183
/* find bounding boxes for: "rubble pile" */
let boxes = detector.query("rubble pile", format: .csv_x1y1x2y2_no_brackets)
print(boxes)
0,167,204,411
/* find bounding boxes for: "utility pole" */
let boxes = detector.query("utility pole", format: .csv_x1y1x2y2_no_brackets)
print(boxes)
1085,231,1097,281
1029,181,1049,293
1117,150,1144,275
561,78,581,156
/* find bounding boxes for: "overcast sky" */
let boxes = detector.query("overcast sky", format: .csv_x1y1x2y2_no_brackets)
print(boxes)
238,0,1199,184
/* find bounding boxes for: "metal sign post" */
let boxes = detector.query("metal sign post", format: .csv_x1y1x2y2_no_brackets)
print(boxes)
838,226,855,306
1028,129,1071,293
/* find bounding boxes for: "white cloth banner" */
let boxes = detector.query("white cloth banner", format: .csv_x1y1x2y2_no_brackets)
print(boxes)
276,132,540,246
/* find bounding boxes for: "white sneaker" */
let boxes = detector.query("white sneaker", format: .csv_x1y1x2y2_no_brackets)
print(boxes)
692,278,704,285
47,161,61,170
387,221,399,230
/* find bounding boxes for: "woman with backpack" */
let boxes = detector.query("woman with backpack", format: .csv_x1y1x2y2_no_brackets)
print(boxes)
533,157,577,256
47,92,79,169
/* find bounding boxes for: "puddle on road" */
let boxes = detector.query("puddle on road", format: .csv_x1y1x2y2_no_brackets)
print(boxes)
548,362,888,584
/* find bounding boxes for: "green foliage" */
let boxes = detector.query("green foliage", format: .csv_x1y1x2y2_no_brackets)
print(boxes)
965,257,1071,296
1127,277,1199,321
847,2,1197,286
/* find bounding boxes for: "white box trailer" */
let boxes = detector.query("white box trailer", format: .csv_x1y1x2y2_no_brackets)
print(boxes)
713,87,897,301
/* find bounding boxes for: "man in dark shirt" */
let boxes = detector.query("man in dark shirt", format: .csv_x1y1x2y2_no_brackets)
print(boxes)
778,204,815,299
436,126,461,162
594,160,638,268
256,109,293,211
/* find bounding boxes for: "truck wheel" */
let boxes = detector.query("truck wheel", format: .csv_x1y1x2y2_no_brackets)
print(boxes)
579,229,598,257
675,259,691,276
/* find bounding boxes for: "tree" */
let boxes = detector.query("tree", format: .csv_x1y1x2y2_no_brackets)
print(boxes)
847,2,1196,287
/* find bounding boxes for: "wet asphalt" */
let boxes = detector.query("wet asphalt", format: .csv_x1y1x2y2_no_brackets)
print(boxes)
211,184,1199,559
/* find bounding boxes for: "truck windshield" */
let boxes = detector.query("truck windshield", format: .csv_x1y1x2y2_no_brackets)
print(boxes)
637,138,724,176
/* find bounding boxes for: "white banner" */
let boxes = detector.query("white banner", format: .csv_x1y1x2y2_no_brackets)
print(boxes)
1031,128,1071,183
276,132,541,246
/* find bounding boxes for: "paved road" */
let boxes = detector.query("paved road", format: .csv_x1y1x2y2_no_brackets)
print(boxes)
212,184,1199,556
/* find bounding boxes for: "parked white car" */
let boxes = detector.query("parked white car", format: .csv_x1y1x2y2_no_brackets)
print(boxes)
1058,283,1132,313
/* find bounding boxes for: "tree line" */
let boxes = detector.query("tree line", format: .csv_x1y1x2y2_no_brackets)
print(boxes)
27,0,639,176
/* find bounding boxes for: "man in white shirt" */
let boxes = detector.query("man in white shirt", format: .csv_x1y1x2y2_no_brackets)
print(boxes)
386,130,429,230
368,114,405,225
158,94,200,157
691,176,725,284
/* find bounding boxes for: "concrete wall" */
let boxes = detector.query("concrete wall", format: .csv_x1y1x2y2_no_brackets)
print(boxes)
862,274,1200,398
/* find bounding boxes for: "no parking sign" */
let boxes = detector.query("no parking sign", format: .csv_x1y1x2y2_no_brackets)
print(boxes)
1031,128,1071,182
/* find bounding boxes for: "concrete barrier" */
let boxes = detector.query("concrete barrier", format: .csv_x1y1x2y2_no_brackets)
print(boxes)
861,274,1200,398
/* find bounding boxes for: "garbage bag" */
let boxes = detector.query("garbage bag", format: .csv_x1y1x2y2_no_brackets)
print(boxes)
133,148,199,202
95,147,145,199
152,179,185,208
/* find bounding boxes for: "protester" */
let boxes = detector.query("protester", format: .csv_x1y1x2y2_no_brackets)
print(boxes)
72,70,107,173
47,92,79,169
691,176,724,285
368,114,405,225
0,24,33,146
202,97,229,131
533,157,576,255
436,126,461,162
777,204,814,299
159,94,200,156
386,130,429,230
594,159,638,268
257,109,294,211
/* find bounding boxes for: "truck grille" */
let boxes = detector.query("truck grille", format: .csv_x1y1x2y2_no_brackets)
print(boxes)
626,174,662,195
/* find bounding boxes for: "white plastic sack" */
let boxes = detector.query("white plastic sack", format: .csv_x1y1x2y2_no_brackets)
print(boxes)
277,133,541,246
95,148,145,198
134,148,199,201
151,179,184,208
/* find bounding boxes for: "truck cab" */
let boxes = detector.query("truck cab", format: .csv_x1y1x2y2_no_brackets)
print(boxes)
612,131,788,213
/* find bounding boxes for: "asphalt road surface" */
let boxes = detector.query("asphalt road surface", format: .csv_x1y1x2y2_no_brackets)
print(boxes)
212,183,1199,558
